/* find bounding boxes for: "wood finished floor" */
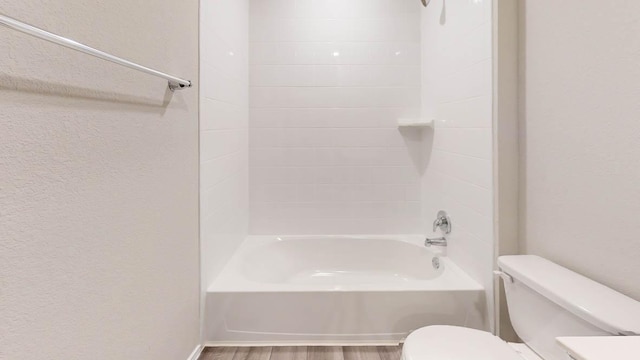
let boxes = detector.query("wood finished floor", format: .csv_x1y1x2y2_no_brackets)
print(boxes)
199,346,403,360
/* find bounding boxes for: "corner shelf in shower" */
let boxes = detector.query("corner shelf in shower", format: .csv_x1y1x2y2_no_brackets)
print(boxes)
397,118,435,129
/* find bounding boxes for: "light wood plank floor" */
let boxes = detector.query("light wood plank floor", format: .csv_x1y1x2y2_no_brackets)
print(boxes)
199,346,403,360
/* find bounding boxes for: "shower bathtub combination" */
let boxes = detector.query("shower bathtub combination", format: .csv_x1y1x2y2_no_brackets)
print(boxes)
204,235,485,345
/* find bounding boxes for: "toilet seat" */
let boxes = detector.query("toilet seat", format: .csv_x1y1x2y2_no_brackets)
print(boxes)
402,326,540,360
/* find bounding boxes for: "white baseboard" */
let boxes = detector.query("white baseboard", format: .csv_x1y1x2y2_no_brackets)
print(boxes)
187,344,204,360
203,340,402,347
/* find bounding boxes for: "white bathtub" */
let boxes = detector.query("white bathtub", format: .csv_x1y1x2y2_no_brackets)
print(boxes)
205,235,485,345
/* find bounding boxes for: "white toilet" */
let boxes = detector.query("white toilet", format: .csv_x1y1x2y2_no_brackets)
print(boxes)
402,255,640,360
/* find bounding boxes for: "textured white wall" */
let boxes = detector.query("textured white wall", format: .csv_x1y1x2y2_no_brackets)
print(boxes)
520,0,640,301
248,0,423,235
420,0,494,331
199,0,249,318
0,1,200,359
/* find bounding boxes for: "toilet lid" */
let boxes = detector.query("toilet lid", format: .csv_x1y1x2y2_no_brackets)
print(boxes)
403,326,524,360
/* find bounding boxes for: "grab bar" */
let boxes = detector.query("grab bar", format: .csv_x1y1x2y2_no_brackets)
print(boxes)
0,13,192,91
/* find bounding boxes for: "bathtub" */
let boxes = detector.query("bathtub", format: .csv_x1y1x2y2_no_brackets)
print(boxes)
204,235,485,346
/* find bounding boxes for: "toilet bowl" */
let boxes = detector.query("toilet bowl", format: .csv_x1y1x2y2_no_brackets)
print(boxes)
403,325,542,360
401,255,640,360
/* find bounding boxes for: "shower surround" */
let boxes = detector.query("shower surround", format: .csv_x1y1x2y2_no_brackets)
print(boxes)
249,0,423,235
200,0,496,345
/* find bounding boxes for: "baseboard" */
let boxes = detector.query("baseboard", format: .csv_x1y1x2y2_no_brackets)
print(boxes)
203,340,402,347
187,344,204,360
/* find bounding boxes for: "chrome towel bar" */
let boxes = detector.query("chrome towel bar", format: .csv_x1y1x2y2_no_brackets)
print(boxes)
0,13,192,91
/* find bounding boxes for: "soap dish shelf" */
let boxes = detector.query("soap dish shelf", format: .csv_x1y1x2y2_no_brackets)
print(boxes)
397,118,435,129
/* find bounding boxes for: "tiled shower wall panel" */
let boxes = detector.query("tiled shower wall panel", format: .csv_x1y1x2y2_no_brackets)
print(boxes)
249,0,423,234
420,0,495,331
200,0,250,294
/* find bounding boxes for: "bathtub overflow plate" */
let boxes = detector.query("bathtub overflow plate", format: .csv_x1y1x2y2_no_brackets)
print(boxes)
432,257,441,270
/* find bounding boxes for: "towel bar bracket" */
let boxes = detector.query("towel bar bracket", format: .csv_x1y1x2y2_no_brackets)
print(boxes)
169,80,192,91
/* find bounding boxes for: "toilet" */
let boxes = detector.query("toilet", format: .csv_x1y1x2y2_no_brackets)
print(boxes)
402,255,640,360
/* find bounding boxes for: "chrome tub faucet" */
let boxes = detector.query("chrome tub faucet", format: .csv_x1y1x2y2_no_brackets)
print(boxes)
425,237,447,247
433,210,452,234
425,210,452,247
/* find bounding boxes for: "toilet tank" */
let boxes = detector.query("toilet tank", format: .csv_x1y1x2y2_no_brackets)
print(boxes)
498,255,640,360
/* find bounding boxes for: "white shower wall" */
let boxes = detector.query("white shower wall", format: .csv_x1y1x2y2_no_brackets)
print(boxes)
199,0,497,339
249,0,424,234
420,0,494,331
200,0,250,300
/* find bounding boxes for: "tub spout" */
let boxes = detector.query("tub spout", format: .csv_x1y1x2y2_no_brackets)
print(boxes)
425,237,447,247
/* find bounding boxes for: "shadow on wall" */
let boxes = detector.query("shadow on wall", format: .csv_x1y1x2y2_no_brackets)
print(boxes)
497,0,526,343
399,128,434,176
0,73,184,113
517,0,528,253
